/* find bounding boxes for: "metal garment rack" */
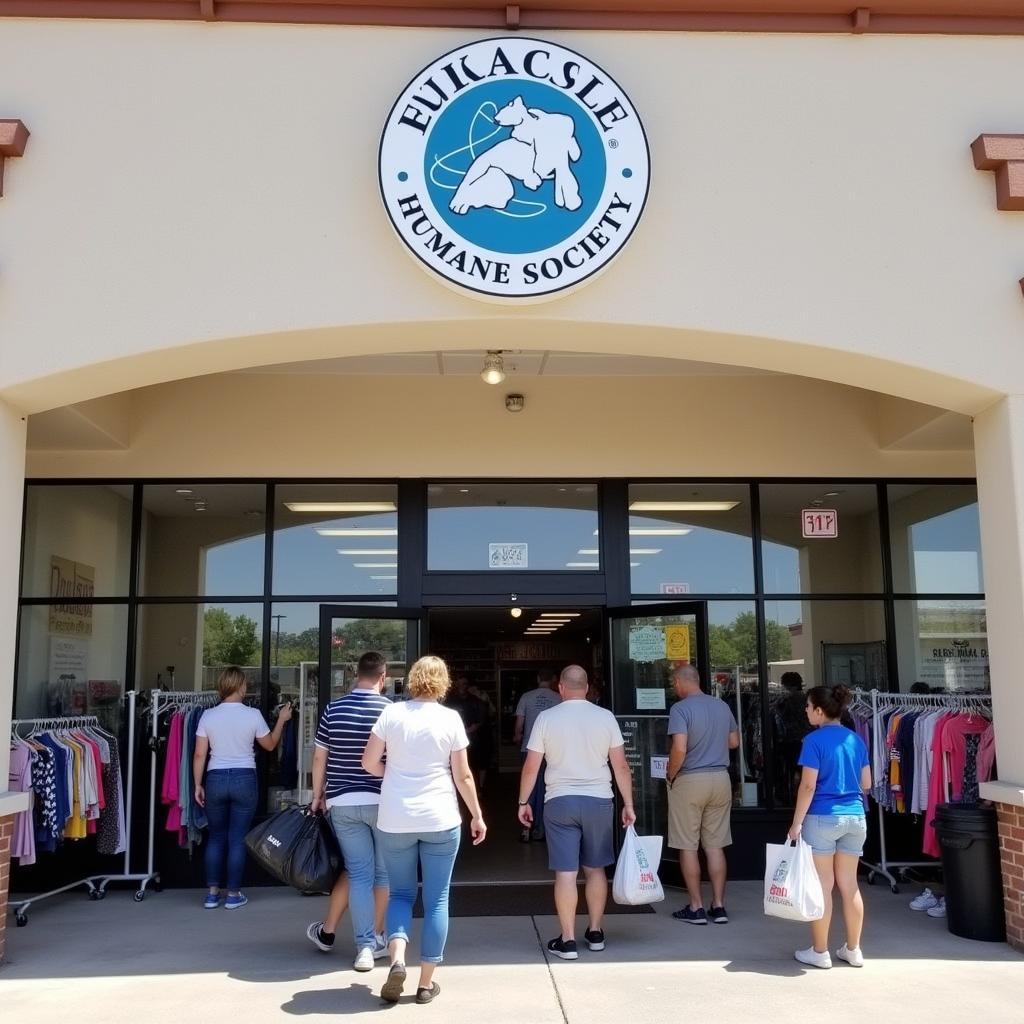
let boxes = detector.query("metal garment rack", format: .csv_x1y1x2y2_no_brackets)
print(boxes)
9,691,150,925
133,688,222,902
857,688,993,894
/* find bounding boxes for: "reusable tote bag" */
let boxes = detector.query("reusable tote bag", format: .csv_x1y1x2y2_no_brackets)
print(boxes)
612,826,666,905
763,838,825,922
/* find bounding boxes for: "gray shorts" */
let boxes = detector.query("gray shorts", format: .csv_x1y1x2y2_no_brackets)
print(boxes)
544,796,615,872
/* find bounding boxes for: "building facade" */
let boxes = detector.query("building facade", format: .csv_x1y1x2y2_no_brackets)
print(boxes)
2,2,1024,959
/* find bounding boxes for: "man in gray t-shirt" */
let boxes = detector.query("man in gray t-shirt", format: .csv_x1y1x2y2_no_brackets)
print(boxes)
513,668,561,841
665,665,739,926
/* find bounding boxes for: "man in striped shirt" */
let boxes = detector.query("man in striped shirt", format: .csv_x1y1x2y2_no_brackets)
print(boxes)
309,651,392,971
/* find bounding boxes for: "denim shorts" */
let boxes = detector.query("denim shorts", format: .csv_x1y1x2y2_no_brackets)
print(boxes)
801,814,867,856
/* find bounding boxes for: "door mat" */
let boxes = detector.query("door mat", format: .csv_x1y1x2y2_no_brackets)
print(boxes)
413,885,656,918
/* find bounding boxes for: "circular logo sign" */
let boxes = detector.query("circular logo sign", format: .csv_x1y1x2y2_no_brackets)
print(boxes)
379,37,650,301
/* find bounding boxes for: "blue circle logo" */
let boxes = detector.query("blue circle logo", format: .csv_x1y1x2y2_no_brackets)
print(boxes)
380,38,650,301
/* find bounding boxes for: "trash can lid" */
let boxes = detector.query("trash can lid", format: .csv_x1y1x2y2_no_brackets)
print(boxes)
934,802,997,831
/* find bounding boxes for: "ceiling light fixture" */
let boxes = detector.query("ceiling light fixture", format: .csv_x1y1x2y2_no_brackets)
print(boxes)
628,528,693,537
175,488,193,495
353,562,398,568
337,549,398,556
510,608,523,619
565,562,600,568
287,501,397,513
480,350,506,385
370,575,398,580
629,548,663,555
577,549,599,556
316,528,398,537
540,612,581,618
629,501,740,513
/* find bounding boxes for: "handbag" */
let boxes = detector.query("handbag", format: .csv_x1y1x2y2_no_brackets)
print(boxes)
245,806,342,894
612,825,665,905
763,837,825,922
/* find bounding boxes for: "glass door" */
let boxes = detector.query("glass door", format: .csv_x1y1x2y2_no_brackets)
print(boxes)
285,604,422,804
606,602,708,857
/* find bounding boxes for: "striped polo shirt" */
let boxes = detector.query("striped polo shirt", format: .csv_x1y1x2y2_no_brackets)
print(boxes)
314,688,391,806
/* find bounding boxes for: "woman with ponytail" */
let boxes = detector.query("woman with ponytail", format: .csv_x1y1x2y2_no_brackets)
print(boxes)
786,684,871,970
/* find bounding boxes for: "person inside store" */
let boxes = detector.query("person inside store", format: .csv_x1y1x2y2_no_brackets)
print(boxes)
666,664,740,925
774,671,812,804
446,675,489,792
193,666,292,910
787,684,871,970
309,651,392,971
362,655,487,1005
512,667,561,842
518,664,636,960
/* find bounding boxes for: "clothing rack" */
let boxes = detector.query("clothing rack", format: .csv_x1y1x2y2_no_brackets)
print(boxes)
134,689,221,901
856,688,993,894
9,691,149,926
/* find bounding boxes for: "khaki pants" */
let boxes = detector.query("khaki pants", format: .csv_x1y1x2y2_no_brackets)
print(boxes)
667,771,733,851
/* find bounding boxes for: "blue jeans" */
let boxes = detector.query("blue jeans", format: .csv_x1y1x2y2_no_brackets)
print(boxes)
378,827,461,964
204,768,258,891
520,751,546,831
329,804,388,949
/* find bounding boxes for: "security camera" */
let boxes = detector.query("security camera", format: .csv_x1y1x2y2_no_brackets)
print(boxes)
505,394,525,412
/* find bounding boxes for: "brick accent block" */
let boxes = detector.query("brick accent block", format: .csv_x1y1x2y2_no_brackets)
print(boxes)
997,802,1024,952
0,814,13,965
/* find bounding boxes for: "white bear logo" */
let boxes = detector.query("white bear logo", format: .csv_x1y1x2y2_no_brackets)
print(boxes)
449,96,583,215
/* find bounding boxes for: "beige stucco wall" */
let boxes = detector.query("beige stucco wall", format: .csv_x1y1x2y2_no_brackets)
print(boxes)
0,22,1020,414
24,372,976,479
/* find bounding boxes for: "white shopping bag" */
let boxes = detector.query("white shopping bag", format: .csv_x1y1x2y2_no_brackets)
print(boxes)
763,838,825,922
612,825,665,906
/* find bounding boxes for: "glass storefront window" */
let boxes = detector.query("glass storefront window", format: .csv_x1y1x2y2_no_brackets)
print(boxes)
15,603,129,725
628,484,753,594
888,484,983,594
765,599,886,806
140,484,266,597
428,482,599,571
895,599,988,693
760,483,883,593
274,484,399,595
707,601,763,808
21,484,133,598
135,602,263,691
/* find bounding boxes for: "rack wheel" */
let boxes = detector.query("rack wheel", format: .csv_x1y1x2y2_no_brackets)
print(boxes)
890,884,900,895
16,913,28,927
96,890,107,901
134,890,146,903
89,890,100,900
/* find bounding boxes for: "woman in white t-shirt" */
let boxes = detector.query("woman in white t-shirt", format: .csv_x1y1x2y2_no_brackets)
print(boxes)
362,655,487,1005
193,667,291,910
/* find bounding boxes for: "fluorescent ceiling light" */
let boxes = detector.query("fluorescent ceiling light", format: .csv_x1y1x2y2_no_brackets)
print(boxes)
316,528,398,537
629,501,739,512
354,562,398,568
566,562,599,568
629,548,662,555
370,575,397,580
628,528,692,537
526,630,556,635
577,549,599,556
287,501,396,514
337,549,398,556
630,562,641,567
540,612,581,618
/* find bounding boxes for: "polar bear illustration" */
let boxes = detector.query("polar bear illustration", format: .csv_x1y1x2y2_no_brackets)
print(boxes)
449,96,582,215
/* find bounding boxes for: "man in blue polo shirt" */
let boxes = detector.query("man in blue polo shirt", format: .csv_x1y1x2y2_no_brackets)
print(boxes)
309,651,391,971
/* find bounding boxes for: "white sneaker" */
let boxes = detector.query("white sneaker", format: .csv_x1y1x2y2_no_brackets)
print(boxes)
836,943,865,967
909,888,939,912
926,897,947,919
372,933,389,959
794,946,832,970
353,947,376,972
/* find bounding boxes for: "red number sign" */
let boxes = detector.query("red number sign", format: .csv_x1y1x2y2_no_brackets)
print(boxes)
801,509,838,538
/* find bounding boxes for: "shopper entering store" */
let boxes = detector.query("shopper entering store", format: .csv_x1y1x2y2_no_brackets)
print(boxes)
666,664,739,926
513,667,561,842
518,664,636,960
787,684,871,970
309,651,391,971
193,666,292,910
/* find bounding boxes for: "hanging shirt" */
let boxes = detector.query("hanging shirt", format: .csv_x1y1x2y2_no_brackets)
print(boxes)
9,744,37,865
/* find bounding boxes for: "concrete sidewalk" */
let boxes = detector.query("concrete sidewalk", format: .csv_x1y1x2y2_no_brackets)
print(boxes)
2,882,1022,1023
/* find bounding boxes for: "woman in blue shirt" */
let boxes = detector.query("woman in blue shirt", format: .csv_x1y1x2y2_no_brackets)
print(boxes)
787,685,871,970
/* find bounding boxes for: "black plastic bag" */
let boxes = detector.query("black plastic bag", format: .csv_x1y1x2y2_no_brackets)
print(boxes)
245,807,342,894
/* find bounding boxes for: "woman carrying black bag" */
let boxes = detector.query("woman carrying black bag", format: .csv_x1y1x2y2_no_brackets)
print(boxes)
194,666,291,910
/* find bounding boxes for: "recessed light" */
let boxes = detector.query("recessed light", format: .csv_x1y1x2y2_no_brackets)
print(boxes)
565,562,600,568
629,548,662,555
370,575,398,580
577,549,600,556
824,491,841,497
316,528,398,537
175,488,193,495
540,613,581,618
629,501,740,512
459,488,470,494
337,549,398,556
286,502,397,513
510,608,523,619
353,563,398,568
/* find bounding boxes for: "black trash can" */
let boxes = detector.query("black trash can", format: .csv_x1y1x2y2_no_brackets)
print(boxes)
932,803,1006,942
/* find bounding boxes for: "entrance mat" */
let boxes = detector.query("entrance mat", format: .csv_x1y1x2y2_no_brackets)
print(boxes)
413,885,656,918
